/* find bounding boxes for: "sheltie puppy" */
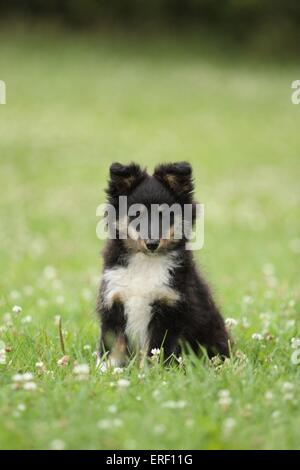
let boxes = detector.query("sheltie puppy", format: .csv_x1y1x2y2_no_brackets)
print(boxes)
97,162,230,367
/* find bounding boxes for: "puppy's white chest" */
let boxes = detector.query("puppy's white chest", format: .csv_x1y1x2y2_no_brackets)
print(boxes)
103,253,179,349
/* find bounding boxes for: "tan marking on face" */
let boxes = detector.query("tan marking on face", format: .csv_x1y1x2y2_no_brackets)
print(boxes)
124,237,147,253
123,175,135,189
164,174,178,190
110,334,127,364
159,224,179,250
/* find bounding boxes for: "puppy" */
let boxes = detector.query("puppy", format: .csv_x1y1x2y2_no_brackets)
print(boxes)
97,162,230,367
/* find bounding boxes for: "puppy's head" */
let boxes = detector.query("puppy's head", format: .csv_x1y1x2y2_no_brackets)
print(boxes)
106,162,195,254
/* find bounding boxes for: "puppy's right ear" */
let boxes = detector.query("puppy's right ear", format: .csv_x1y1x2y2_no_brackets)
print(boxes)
106,162,146,202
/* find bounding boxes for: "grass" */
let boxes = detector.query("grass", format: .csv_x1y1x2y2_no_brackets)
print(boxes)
0,24,299,450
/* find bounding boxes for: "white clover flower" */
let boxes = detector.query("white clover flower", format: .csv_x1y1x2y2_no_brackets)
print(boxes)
117,378,130,389
35,361,46,373
285,319,295,329
43,266,57,280
50,439,65,450
21,315,32,324
271,410,281,420
82,289,93,301
282,381,294,392
265,391,274,401
242,295,253,305
112,418,123,427
97,419,113,430
225,318,238,328
252,333,263,341
0,349,6,365
3,313,12,324
97,418,123,430
98,361,108,373
259,312,271,325
162,400,186,409
241,317,250,328
23,381,37,391
107,405,117,414
218,396,232,410
57,355,69,367
12,372,34,383
17,403,26,412
185,418,194,428
185,418,195,428
10,290,21,301
150,348,161,363
291,338,300,349
211,355,223,367
151,348,160,356
73,364,90,374
218,389,230,398
113,367,123,374
283,393,294,402
223,417,236,436
73,363,90,380
218,390,232,410
242,404,253,418
12,374,23,383
12,305,22,314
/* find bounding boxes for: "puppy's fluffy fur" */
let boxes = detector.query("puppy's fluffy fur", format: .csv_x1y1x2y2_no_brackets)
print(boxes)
97,162,230,366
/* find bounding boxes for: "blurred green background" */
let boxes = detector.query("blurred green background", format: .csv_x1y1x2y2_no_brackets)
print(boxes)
0,20,299,296
0,5,299,450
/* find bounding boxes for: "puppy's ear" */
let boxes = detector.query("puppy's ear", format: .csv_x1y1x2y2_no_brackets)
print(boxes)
106,162,146,201
153,162,194,199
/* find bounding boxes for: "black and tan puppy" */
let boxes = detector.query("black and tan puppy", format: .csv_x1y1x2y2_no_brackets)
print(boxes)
97,162,230,368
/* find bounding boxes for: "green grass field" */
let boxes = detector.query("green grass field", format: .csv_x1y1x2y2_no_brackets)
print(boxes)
0,24,299,450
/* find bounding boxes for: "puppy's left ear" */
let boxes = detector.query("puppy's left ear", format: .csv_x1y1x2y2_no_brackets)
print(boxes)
153,161,194,199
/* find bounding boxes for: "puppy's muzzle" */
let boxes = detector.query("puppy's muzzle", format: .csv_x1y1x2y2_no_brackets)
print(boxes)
145,239,159,252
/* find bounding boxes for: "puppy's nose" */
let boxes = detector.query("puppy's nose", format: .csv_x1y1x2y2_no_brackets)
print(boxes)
145,239,159,252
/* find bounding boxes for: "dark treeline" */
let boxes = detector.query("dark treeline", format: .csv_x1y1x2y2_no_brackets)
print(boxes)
1,0,299,52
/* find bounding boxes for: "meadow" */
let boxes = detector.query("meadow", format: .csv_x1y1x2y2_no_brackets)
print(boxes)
0,24,299,450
